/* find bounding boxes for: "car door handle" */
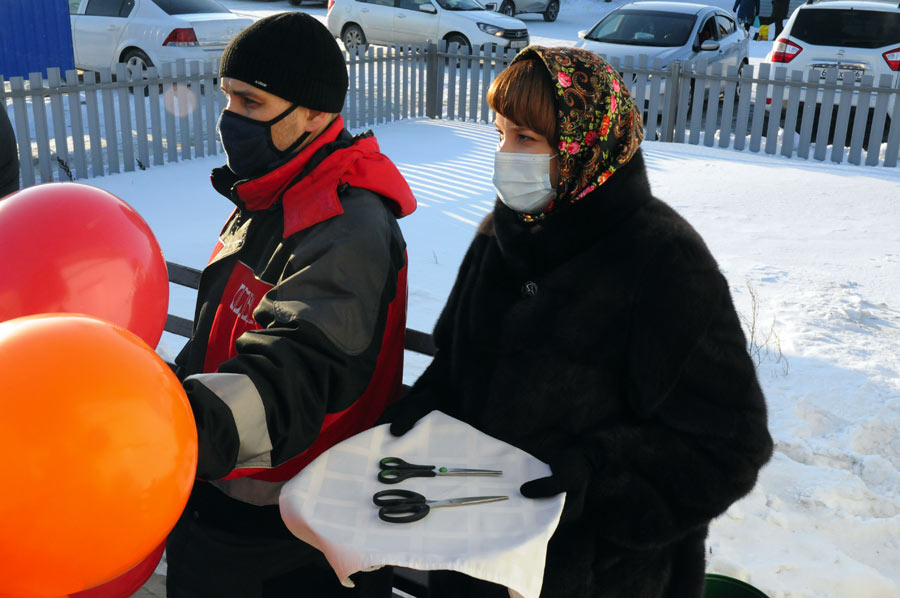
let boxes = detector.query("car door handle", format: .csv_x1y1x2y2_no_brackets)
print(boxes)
361,7,369,11
398,13,406,18
107,25,117,30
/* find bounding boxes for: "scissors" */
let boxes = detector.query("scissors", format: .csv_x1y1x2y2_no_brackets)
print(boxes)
373,489,508,523
377,456,503,484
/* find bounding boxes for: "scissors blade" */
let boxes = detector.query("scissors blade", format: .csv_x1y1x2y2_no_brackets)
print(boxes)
439,468,503,475
430,495,509,508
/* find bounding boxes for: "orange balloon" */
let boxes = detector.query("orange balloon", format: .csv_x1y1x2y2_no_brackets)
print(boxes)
0,182,169,348
0,314,197,597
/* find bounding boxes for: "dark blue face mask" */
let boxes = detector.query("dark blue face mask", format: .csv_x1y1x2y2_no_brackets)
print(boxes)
216,104,310,179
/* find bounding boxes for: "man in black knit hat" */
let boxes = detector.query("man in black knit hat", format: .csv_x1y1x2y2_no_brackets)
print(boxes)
165,12,416,597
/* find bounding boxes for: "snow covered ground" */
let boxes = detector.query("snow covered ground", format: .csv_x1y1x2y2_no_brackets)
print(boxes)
89,114,900,598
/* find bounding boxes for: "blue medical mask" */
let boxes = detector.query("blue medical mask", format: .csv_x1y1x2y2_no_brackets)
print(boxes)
216,104,309,179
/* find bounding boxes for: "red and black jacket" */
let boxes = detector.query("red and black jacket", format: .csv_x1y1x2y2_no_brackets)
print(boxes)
174,116,416,505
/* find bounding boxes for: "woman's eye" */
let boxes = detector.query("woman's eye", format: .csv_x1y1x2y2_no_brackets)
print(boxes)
519,134,533,142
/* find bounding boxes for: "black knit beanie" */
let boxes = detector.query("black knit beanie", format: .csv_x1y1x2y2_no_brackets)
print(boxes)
220,12,348,113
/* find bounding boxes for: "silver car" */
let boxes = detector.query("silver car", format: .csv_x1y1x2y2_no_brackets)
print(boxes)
576,1,749,78
496,0,559,22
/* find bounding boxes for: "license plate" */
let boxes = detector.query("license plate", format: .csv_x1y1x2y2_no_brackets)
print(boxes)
820,69,863,82
509,40,527,48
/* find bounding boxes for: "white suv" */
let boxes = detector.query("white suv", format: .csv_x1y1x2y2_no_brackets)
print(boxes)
326,0,529,53
764,0,899,107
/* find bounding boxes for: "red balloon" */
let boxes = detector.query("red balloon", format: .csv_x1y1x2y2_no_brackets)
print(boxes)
0,314,197,597
69,541,165,598
0,182,169,348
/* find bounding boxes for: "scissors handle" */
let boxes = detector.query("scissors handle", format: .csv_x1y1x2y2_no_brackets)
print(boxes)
377,468,436,484
379,457,434,470
373,490,430,523
372,489,426,506
378,503,430,523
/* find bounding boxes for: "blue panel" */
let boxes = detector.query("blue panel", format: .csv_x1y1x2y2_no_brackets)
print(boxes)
0,0,75,79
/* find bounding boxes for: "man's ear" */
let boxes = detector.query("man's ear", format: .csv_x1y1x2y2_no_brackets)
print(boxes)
303,109,335,132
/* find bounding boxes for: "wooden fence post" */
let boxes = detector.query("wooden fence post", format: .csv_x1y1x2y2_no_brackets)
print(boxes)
425,41,440,119
661,61,680,143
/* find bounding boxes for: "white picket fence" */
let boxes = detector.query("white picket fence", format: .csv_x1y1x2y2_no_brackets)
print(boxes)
2,42,898,188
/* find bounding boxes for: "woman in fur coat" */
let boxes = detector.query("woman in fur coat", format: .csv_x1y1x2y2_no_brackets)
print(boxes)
387,46,773,598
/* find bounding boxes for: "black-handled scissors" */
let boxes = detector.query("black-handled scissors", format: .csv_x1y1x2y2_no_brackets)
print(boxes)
377,456,503,484
373,489,509,523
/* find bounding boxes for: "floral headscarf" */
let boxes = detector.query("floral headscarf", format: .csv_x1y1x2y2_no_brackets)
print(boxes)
508,46,643,220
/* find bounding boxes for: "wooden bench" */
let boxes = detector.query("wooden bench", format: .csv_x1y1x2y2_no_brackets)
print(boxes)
164,261,432,598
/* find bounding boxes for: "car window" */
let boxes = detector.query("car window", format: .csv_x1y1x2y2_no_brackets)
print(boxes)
68,0,82,14
586,10,696,47
84,0,133,17
434,0,484,11
397,0,432,10
790,9,900,49
356,0,394,5
715,14,735,37
152,0,229,14
697,17,718,43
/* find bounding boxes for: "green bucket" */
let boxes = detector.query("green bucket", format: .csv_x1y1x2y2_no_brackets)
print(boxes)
704,573,769,598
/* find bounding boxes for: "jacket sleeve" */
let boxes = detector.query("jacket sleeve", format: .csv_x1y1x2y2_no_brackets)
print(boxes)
184,190,404,480
574,239,773,550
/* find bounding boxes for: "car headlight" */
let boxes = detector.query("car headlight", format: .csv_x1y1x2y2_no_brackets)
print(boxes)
476,22,505,36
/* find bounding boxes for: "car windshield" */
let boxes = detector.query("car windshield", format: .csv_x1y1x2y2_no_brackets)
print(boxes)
791,9,900,49
434,0,485,11
586,10,697,47
152,0,229,14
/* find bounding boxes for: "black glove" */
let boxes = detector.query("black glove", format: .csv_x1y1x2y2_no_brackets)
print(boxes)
520,448,593,523
381,390,440,437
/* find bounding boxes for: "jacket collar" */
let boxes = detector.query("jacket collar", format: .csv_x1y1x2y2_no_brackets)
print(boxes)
210,115,417,238
210,116,345,212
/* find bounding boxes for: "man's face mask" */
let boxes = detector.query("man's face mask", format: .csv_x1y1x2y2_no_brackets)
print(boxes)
216,104,309,179
492,151,557,215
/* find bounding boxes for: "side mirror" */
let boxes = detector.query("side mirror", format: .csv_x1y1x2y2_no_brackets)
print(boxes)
700,40,720,51
419,3,437,12
484,2,497,9
577,29,588,39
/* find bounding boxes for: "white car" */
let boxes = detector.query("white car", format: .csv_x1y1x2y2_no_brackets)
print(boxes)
68,0,254,74
326,0,529,53
764,0,900,110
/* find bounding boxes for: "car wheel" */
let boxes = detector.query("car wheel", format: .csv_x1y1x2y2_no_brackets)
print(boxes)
342,24,367,53
734,59,748,99
289,0,302,4
121,49,154,96
543,0,559,21
445,33,471,54
499,1,515,16
122,48,153,77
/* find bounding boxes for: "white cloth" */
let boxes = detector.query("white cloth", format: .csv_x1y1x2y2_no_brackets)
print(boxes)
279,411,565,598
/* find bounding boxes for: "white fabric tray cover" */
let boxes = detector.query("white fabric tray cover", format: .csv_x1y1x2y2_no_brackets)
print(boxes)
279,410,565,598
